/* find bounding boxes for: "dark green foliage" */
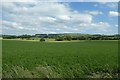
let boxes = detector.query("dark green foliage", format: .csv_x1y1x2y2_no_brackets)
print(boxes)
2,34,120,40
55,37,64,41
40,38,45,42
65,36,72,41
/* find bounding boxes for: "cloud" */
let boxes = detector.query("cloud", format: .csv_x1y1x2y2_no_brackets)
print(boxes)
2,2,112,35
1,0,38,2
87,0,119,2
2,20,18,29
98,2,118,10
1,0,119,2
106,3,118,8
93,4,98,7
87,11,103,15
115,24,118,27
78,22,110,32
109,11,120,17
57,15,71,20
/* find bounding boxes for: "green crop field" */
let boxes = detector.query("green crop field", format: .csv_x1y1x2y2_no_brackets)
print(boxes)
2,40,118,78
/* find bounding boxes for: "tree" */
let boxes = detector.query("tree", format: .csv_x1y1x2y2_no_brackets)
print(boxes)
55,37,64,41
66,36,72,41
40,38,45,42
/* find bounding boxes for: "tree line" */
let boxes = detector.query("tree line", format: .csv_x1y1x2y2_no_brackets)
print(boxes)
2,34,120,41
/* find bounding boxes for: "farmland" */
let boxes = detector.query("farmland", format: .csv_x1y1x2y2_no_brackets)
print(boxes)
2,40,118,78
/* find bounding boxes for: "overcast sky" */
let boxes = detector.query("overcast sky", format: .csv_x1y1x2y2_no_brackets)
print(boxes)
1,1,119,35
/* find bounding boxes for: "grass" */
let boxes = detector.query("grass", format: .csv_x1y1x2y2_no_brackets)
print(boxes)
0,40,2,78
2,40,118,78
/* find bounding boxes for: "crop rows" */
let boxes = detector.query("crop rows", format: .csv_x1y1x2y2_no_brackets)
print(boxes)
2,40,118,78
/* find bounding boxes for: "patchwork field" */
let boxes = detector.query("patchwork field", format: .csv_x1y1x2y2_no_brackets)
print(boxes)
2,40,118,78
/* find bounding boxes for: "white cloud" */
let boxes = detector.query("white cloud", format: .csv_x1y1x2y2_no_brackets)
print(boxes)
57,15,71,20
38,16,56,23
93,4,98,7
98,2,118,10
18,27,24,29
115,24,118,27
78,22,110,32
1,0,119,2
1,0,38,2
87,11,103,15
87,0,119,2
106,3,118,8
109,11,120,17
2,2,112,35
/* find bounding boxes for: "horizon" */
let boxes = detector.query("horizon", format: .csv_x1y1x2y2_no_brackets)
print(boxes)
1,33,119,36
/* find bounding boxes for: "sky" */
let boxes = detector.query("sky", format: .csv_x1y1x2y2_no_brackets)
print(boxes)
1,1,119,35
